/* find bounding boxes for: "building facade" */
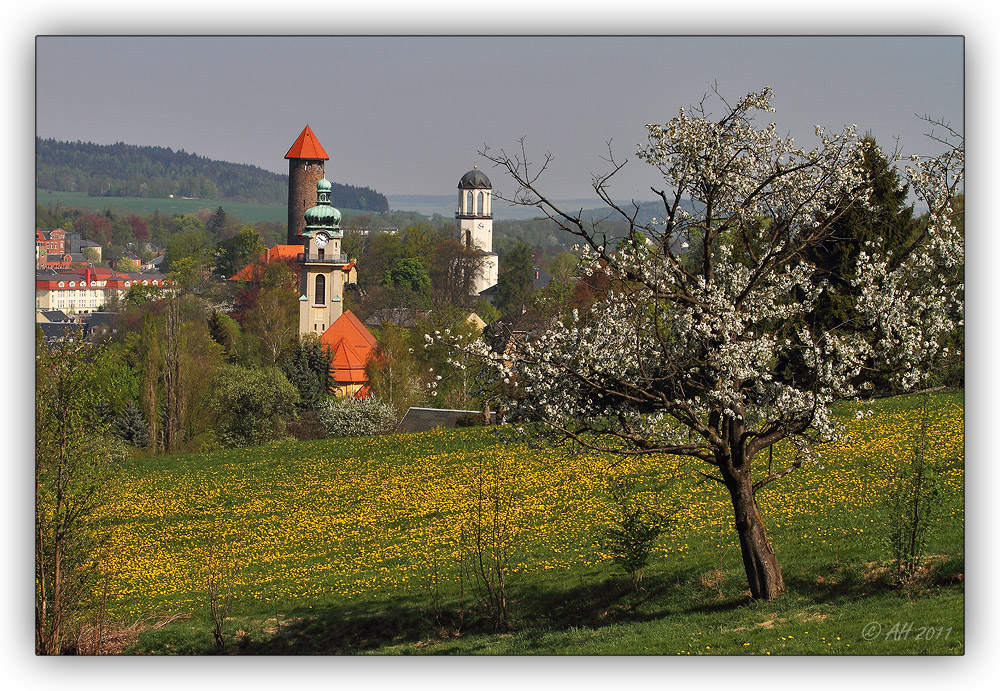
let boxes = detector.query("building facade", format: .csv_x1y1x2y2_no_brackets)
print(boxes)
35,267,168,314
296,178,348,335
35,228,100,268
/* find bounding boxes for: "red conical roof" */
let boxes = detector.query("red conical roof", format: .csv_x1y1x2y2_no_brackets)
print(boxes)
285,125,330,160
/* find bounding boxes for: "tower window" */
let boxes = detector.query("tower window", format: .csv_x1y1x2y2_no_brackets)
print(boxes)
315,274,326,304
467,191,473,214
477,191,484,215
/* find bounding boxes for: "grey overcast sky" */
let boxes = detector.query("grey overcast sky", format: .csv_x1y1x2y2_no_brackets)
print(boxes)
35,35,963,203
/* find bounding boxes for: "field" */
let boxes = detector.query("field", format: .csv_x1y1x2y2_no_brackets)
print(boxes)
92,392,964,655
36,189,374,225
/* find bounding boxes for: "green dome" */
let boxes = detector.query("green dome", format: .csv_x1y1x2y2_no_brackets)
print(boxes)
458,167,491,189
303,178,341,232
305,204,341,227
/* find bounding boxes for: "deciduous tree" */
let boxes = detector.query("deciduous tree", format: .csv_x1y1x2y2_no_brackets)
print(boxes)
457,87,963,600
209,364,299,447
36,334,124,653
493,240,534,316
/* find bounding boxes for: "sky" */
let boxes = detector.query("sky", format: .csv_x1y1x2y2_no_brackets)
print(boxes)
34,35,964,204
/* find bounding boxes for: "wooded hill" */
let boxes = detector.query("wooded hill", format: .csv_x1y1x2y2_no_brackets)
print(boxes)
35,138,389,212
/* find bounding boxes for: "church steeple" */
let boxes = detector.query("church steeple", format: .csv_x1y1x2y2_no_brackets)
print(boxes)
456,167,498,296
297,178,347,337
303,178,342,235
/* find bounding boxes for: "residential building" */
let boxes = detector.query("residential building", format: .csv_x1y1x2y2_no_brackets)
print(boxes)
36,228,96,268
35,267,168,314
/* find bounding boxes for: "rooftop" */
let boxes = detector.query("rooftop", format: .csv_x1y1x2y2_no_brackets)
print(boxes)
285,125,330,161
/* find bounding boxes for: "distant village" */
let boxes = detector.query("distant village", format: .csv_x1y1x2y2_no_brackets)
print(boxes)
35,126,562,432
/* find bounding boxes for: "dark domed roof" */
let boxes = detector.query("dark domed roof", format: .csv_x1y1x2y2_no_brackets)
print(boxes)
458,167,492,189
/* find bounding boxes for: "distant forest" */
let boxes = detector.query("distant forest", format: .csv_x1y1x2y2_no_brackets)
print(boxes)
35,138,389,212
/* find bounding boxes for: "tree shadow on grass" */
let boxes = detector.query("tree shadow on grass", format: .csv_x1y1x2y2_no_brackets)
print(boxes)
235,600,443,655
233,570,750,655
782,553,964,607
782,563,897,605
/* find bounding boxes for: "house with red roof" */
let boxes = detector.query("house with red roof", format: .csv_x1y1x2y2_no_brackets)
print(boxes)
227,244,357,287
318,310,378,399
35,266,169,314
36,228,100,268
227,244,303,282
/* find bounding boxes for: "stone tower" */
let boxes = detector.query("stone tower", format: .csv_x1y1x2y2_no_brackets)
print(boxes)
285,125,330,244
456,166,499,295
297,178,346,335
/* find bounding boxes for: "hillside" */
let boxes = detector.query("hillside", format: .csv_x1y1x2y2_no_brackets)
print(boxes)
35,137,389,212
93,392,963,655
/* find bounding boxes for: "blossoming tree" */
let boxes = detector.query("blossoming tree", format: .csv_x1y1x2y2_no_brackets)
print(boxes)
458,88,964,600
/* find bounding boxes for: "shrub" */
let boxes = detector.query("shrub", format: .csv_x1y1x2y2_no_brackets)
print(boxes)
884,395,943,586
318,397,397,438
604,478,668,589
209,364,299,448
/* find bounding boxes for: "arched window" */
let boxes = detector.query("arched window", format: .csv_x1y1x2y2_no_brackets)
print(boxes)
477,191,484,215
467,191,474,214
315,274,326,304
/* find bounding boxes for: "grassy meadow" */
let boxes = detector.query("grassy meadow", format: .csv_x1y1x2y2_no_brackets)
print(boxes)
36,189,378,225
92,392,964,655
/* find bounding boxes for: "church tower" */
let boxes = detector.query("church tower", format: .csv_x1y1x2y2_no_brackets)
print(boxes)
456,167,499,295
285,125,330,244
297,178,346,335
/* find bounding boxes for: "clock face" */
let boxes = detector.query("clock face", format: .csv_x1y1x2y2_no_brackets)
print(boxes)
314,232,329,248
477,222,484,229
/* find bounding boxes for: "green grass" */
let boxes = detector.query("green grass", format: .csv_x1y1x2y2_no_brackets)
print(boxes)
36,189,375,225
95,392,964,655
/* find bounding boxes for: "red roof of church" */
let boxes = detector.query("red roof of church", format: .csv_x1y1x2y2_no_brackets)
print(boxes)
227,245,302,282
319,310,378,385
284,125,330,161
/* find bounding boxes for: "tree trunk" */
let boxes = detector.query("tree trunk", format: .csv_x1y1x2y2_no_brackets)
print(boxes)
726,471,785,600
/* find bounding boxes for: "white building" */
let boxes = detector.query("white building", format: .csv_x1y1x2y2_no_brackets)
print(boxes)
456,167,499,296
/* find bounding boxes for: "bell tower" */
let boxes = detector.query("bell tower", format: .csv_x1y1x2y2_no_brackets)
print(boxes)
297,178,346,335
285,125,330,244
456,167,499,295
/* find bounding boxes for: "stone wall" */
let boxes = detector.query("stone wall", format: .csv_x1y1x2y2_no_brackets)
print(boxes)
287,159,326,243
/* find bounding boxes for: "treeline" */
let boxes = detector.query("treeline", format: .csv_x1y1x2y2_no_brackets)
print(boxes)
35,137,389,212
491,200,695,253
